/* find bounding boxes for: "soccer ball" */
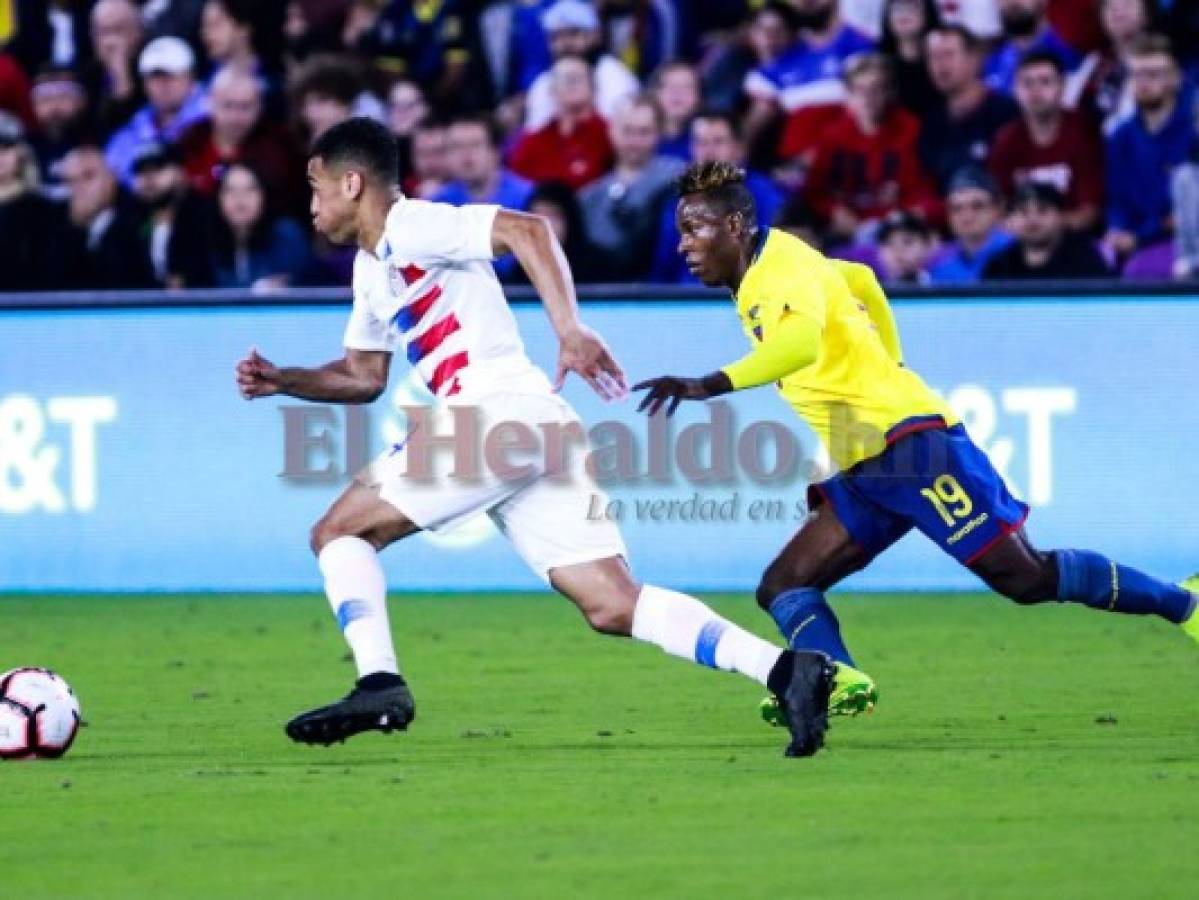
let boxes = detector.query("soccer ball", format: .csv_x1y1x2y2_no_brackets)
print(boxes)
0,668,81,760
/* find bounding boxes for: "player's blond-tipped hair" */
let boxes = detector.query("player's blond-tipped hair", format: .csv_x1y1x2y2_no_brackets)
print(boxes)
676,161,757,224
677,160,747,197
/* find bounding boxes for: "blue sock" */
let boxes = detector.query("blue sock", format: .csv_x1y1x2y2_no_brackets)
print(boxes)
766,588,855,666
1054,550,1196,624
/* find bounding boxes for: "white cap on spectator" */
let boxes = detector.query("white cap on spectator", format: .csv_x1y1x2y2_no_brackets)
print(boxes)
138,36,195,76
542,0,599,33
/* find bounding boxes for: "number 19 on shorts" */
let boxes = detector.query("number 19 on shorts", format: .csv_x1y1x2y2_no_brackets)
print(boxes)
921,474,974,527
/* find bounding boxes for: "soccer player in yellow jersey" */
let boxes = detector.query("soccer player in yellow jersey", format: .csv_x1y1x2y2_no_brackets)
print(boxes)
635,162,1199,724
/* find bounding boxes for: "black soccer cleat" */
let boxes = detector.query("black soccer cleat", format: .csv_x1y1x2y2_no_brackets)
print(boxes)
773,651,835,758
285,681,415,746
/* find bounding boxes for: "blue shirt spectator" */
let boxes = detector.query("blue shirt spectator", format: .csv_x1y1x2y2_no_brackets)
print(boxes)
432,115,534,280
985,0,1082,97
931,231,1014,282
1105,37,1197,250
744,17,875,112
105,37,208,185
929,168,1014,283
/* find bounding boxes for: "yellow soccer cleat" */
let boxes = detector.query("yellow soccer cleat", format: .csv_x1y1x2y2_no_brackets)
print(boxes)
1180,574,1199,643
760,662,878,726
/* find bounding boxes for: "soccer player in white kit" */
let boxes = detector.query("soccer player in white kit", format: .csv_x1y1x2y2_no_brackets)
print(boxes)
235,119,832,757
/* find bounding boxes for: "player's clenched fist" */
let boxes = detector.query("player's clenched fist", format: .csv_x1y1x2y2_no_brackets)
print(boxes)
235,347,282,399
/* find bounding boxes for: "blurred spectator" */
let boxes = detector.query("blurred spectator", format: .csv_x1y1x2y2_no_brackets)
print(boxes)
387,78,428,139
345,0,483,114
1163,0,1199,68
1048,0,1105,57
933,0,1000,40
775,193,824,249
478,0,554,103
60,145,156,288
291,55,364,147
2,0,93,84
989,50,1104,232
435,115,533,208
1104,35,1195,258
649,110,784,283
510,55,615,190
82,0,145,139
1067,0,1155,136
880,0,941,117
842,0,887,40
702,2,797,114
386,78,429,185
1172,149,1199,278
524,0,639,130
205,162,311,290
0,114,72,290
143,0,207,44
177,66,305,216
28,67,91,200
984,0,1082,96
984,182,1110,278
929,167,1013,282
877,210,936,282
652,61,701,160
580,96,684,280
200,0,286,116
128,141,212,287
201,0,259,75
742,0,875,158
802,52,941,245
0,49,35,128
510,180,601,283
602,0,696,79
920,25,1018,188
106,37,210,184
434,114,533,279
404,119,452,199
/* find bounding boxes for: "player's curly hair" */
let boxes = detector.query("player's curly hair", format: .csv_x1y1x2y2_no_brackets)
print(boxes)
677,160,745,196
676,161,757,223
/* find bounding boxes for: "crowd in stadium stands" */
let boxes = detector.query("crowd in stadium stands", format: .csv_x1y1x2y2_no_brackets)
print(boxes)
1,0,1199,291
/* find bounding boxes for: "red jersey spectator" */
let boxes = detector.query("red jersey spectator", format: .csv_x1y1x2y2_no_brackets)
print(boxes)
989,50,1103,231
509,55,614,190
803,53,941,243
176,66,305,217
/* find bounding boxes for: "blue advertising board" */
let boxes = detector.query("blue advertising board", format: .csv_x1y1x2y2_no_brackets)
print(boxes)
2,295,1197,592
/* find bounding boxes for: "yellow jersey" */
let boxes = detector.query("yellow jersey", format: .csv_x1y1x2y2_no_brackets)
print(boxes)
733,229,957,469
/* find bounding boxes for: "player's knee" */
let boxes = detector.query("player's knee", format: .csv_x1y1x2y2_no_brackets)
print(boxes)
755,560,816,611
309,516,344,556
583,601,633,636
987,553,1058,605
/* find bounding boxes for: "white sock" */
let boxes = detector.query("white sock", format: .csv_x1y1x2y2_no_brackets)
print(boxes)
631,585,783,686
318,536,398,678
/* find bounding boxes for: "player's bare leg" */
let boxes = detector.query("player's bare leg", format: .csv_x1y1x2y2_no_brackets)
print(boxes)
287,476,422,746
755,505,880,720
968,530,1198,633
548,556,835,757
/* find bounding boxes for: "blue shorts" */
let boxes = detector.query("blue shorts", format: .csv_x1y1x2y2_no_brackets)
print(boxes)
808,418,1029,566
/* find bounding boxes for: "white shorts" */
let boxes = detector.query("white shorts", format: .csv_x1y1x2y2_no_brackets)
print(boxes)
364,392,626,581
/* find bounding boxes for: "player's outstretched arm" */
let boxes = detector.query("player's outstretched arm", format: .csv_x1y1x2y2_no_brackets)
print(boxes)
235,347,392,404
634,312,821,416
490,209,628,401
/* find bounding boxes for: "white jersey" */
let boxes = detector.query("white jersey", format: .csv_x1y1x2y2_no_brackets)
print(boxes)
345,197,552,402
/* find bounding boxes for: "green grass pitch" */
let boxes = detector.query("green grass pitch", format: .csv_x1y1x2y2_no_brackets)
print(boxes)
2,591,1197,899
